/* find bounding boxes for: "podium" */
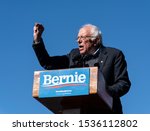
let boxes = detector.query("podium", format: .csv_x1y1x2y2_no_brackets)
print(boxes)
32,67,113,113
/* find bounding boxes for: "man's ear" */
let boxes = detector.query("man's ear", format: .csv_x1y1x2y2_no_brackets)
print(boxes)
89,39,96,47
93,37,100,47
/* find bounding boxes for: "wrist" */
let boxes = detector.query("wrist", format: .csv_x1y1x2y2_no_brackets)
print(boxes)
33,38,42,44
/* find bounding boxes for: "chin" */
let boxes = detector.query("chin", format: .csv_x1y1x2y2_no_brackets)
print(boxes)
79,49,87,55
79,51,85,55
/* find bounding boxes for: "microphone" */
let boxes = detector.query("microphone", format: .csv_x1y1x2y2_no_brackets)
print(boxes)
84,64,89,67
94,63,100,68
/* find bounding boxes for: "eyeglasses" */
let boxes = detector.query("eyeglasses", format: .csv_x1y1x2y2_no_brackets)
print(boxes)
76,36,96,41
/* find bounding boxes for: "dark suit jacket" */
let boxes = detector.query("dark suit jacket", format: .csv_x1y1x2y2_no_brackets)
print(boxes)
33,40,131,114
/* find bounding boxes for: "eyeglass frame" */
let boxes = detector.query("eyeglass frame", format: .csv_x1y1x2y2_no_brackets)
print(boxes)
76,36,96,41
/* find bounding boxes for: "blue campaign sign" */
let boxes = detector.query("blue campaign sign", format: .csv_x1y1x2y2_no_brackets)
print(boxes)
39,68,90,98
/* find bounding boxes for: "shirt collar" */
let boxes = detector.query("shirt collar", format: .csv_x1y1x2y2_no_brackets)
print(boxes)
93,48,100,55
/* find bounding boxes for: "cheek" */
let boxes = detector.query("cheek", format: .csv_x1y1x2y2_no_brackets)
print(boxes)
85,44,92,50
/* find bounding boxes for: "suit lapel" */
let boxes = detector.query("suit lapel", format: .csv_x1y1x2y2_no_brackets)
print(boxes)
99,46,108,71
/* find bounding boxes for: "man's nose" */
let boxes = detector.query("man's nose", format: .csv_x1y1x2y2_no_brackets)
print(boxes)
77,38,82,44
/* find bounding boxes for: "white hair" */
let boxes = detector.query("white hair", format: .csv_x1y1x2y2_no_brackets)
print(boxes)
80,24,103,45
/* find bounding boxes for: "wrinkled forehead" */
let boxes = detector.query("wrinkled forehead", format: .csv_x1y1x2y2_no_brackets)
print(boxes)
78,26,92,36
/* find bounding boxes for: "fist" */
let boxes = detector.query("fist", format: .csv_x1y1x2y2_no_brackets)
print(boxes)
33,23,44,42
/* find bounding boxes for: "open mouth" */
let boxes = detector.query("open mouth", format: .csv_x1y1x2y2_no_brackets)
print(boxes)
79,45,84,52
79,45,84,49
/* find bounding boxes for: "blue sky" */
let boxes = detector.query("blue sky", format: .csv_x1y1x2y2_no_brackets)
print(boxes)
0,0,150,114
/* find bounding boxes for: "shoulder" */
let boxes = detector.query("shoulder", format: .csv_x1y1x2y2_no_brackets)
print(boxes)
69,48,80,54
103,46,124,56
104,46,122,54
101,46,126,61
68,48,80,58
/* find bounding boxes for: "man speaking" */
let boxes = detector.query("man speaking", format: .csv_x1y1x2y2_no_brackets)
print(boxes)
32,23,131,114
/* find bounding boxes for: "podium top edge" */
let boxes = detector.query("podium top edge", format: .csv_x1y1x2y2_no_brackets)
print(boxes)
34,67,98,72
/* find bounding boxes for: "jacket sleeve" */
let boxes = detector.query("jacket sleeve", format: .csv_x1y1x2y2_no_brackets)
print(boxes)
106,51,131,97
32,39,69,70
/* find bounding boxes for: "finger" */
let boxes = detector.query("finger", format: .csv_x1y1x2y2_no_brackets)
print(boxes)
36,24,44,31
34,23,44,34
33,25,38,32
34,23,40,31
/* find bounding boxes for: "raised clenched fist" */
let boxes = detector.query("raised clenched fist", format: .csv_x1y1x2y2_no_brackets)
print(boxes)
33,23,44,42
